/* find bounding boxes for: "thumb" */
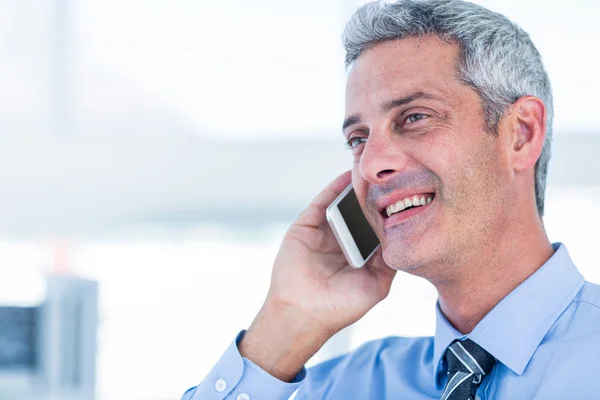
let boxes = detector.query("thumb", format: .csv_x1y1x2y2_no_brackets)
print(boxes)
297,171,352,229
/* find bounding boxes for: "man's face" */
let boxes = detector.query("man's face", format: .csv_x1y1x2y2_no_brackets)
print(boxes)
344,36,511,277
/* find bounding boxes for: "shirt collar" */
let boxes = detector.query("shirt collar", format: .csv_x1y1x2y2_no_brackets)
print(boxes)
432,243,584,383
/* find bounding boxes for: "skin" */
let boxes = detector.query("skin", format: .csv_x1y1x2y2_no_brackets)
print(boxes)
239,34,553,383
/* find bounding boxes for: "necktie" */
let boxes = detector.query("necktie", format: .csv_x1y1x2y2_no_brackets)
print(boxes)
440,339,496,400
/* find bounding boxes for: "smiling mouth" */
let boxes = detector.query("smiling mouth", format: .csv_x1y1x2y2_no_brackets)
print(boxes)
382,193,436,218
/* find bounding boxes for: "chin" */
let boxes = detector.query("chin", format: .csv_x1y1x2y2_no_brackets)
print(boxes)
381,244,427,274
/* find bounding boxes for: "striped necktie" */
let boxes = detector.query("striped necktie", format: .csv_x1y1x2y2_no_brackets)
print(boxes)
440,339,496,400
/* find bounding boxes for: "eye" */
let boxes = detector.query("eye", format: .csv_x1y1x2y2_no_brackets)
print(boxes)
404,113,428,125
345,136,367,150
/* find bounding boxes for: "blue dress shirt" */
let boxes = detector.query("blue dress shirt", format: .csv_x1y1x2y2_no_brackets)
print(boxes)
183,243,600,399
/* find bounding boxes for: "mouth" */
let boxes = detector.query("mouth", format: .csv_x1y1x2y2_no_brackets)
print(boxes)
379,193,436,220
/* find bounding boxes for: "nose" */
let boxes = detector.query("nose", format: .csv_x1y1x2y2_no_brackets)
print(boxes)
358,132,408,185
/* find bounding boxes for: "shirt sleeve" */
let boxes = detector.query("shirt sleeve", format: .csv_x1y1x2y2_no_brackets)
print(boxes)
182,331,306,400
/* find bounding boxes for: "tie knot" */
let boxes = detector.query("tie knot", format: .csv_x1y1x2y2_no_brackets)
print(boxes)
444,339,496,376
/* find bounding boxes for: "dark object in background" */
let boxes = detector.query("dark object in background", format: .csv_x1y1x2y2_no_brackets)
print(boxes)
0,306,38,369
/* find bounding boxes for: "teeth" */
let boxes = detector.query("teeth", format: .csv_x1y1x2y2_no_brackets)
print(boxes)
385,194,434,217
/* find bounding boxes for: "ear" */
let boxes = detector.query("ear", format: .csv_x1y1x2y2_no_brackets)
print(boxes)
505,96,547,173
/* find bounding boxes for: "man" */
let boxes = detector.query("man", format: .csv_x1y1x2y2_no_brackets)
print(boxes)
183,1,600,399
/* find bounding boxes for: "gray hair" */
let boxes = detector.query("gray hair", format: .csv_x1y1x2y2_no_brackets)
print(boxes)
343,0,553,216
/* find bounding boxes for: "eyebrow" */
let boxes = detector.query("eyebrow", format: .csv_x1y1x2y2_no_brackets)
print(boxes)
342,91,439,132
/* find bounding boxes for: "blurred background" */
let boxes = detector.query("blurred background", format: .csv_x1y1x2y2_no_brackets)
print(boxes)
0,0,599,399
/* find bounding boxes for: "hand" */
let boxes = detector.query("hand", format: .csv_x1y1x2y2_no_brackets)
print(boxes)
239,171,396,381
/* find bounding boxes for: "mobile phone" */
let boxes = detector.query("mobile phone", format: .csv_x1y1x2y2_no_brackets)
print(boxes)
326,184,380,268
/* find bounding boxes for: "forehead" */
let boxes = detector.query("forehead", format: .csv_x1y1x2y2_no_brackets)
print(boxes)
345,35,462,109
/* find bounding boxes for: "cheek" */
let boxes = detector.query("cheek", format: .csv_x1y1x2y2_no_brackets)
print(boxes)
414,133,458,191
418,130,493,205
351,168,368,206
446,140,505,209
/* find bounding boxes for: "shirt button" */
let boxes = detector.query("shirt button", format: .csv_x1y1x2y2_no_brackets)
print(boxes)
236,394,250,400
214,378,227,392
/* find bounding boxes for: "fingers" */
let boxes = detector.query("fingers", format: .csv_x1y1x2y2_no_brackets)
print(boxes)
311,170,353,211
297,171,352,228
364,247,396,297
365,247,390,273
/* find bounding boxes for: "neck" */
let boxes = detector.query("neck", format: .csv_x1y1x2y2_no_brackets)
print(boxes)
435,214,554,335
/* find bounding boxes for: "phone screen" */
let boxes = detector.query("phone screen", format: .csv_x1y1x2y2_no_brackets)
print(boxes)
337,188,380,259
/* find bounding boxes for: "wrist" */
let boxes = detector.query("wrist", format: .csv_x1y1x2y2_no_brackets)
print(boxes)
239,301,332,382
